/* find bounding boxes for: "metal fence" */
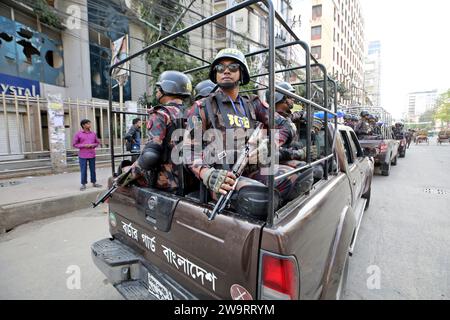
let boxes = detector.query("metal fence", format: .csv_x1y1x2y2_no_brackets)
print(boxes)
0,93,147,160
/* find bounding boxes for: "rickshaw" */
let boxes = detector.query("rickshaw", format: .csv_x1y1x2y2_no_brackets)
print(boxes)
438,130,449,145
416,129,429,145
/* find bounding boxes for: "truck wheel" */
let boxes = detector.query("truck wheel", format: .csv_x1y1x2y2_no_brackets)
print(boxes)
381,161,391,176
336,255,349,300
392,155,398,166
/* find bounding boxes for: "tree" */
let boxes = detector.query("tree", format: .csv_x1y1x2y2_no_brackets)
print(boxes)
434,89,450,128
138,0,208,105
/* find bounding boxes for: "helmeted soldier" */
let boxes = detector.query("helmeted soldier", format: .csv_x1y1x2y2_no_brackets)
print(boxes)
392,122,405,140
355,111,371,138
184,48,310,216
343,114,353,128
130,70,192,192
194,79,216,101
267,82,317,164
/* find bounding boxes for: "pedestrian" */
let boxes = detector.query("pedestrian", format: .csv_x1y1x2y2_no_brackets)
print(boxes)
125,118,142,162
72,119,102,191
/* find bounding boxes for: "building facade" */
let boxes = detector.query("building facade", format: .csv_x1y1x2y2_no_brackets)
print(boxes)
364,40,381,107
310,0,365,106
0,0,214,160
407,90,438,123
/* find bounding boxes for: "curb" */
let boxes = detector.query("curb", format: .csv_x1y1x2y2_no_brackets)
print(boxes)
0,188,106,234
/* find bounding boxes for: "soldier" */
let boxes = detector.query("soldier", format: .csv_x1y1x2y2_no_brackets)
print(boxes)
129,70,192,192
351,115,359,129
194,79,216,101
392,122,405,140
184,48,309,214
343,114,353,128
267,82,317,164
355,111,372,138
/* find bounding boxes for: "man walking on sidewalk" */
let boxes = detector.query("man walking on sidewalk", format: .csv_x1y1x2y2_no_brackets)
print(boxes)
72,119,102,191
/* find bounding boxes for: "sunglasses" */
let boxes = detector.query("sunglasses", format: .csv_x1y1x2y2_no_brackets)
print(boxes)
215,63,240,73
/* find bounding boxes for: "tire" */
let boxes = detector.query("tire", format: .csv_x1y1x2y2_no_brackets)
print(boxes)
392,154,398,166
381,161,391,176
336,255,349,300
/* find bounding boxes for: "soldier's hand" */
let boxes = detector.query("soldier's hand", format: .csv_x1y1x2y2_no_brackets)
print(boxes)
202,169,236,195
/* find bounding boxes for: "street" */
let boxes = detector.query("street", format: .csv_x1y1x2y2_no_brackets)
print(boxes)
344,138,450,300
0,141,449,300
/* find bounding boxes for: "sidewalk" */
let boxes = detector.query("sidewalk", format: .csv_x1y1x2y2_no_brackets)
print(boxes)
0,167,113,233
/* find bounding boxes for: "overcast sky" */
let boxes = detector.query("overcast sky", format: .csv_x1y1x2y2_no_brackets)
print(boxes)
359,0,450,118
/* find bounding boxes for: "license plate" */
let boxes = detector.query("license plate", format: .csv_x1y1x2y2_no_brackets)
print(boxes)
147,272,173,300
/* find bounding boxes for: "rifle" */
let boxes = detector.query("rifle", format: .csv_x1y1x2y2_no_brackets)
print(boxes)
208,123,264,221
92,167,133,208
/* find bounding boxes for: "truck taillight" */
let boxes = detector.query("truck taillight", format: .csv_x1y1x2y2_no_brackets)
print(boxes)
260,253,299,300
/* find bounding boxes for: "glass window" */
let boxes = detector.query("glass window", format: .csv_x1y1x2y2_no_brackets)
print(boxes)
312,5,322,19
311,26,322,40
312,45,321,59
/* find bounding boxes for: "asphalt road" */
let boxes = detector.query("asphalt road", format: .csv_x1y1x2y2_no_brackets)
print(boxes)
0,138,449,300
0,206,122,300
344,137,450,300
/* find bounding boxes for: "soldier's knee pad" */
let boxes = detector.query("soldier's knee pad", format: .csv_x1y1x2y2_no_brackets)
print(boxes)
313,164,324,181
285,167,314,202
232,185,280,219
138,143,163,170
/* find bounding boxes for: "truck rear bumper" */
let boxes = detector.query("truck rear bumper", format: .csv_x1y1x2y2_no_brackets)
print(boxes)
91,238,196,300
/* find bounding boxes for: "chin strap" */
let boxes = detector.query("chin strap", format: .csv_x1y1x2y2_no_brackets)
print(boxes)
218,81,240,90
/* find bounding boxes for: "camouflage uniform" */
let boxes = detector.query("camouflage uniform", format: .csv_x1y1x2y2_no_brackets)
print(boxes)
134,103,184,192
184,90,303,202
355,119,371,138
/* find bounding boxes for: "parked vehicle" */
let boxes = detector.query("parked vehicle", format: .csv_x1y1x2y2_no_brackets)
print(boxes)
416,130,429,145
90,0,374,300
437,130,449,145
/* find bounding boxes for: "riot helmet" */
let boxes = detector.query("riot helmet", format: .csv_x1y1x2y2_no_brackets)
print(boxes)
156,71,192,102
194,79,215,100
209,48,250,86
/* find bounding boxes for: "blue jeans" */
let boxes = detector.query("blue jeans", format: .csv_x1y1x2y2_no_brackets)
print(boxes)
79,157,96,185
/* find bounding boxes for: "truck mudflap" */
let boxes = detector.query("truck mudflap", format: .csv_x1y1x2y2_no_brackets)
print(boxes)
91,238,197,300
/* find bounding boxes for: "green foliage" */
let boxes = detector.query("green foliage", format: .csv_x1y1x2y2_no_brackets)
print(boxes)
434,89,450,125
139,0,207,91
31,0,64,30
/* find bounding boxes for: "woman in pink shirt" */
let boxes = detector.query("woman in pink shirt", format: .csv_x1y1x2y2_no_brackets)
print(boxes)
72,119,102,191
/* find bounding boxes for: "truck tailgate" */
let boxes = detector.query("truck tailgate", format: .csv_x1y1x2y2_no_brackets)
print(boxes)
107,186,264,300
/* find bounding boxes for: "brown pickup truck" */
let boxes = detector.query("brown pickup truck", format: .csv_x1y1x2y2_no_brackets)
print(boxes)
359,127,400,176
91,124,373,300
90,0,374,300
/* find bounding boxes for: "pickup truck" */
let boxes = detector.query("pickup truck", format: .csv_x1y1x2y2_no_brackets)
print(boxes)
91,124,374,300
359,127,399,176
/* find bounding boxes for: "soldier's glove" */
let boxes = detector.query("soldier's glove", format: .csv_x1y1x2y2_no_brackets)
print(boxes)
249,138,269,165
291,110,305,123
292,145,318,161
202,168,230,194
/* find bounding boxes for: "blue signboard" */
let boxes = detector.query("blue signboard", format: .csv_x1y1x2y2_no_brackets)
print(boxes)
0,73,40,97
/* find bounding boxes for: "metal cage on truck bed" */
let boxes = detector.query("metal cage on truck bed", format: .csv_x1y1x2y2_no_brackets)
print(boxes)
107,0,339,226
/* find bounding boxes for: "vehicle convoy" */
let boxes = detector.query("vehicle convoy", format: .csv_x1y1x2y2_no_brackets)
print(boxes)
90,0,374,300
392,123,407,158
359,128,399,177
345,106,399,176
